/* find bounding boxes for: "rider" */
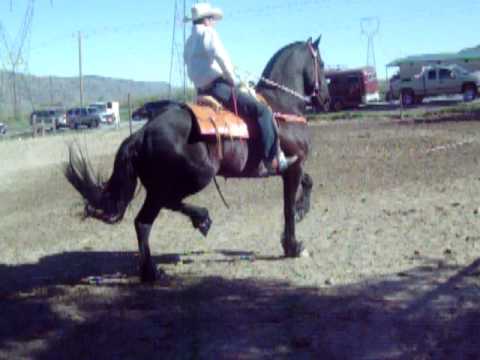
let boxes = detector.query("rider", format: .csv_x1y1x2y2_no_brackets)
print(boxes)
183,3,298,175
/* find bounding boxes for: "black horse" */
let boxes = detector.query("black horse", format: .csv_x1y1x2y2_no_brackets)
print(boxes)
65,37,330,282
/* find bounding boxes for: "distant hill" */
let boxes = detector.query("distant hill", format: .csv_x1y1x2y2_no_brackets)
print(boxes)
459,44,480,54
0,71,170,116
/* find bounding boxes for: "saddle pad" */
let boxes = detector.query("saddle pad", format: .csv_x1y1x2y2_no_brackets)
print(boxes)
188,103,250,139
274,112,307,123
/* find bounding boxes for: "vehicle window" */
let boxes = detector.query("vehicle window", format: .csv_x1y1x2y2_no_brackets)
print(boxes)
427,70,436,80
439,69,451,80
347,76,360,85
81,109,88,116
329,77,339,86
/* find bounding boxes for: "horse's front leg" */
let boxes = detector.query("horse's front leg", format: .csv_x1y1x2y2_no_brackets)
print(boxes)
168,202,212,237
281,164,305,257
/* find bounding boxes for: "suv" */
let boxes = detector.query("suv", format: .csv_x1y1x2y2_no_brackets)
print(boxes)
67,107,101,129
30,109,67,129
389,64,480,106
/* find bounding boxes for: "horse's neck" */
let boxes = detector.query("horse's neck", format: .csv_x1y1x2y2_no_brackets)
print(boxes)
257,54,307,115
258,87,306,116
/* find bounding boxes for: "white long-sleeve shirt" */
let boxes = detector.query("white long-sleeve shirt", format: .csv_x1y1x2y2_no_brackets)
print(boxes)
184,24,236,90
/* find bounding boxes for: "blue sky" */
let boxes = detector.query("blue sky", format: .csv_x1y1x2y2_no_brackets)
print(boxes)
0,0,478,83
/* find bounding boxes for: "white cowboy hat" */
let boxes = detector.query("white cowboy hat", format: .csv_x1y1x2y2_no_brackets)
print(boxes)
184,3,223,22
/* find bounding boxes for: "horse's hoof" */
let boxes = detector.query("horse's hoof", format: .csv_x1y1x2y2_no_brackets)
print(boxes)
140,265,158,283
197,217,212,237
282,241,305,258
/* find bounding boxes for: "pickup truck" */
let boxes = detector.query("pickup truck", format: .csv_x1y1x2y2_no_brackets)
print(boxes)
67,107,101,129
388,64,480,106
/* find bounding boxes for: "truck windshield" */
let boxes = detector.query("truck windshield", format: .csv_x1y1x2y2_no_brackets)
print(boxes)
452,65,469,75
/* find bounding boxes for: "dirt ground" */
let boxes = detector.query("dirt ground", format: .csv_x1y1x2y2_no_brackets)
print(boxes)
1,115,480,359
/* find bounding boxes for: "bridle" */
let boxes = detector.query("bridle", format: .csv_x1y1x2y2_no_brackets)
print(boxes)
256,41,323,104
307,41,321,99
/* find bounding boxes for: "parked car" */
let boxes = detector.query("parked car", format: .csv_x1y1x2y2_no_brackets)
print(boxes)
67,107,101,129
30,109,67,129
0,122,7,135
389,64,480,106
325,66,380,111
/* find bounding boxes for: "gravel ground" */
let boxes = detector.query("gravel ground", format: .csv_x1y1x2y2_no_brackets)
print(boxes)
1,116,480,359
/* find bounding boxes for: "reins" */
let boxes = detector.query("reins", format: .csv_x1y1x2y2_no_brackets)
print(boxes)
235,42,321,103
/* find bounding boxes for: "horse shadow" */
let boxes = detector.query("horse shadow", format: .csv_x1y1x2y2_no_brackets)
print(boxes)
1,252,480,359
0,249,281,296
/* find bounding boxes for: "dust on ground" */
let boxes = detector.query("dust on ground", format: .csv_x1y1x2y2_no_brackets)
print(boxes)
1,117,480,359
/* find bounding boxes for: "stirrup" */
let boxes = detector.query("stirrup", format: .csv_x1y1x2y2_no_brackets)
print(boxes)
259,153,298,176
277,152,298,172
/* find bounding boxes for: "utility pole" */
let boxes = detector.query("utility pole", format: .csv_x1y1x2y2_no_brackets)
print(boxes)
78,31,84,107
49,76,54,106
168,0,178,99
11,62,18,121
183,0,187,98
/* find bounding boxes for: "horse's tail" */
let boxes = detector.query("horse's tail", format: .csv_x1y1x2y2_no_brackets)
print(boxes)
64,134,139,224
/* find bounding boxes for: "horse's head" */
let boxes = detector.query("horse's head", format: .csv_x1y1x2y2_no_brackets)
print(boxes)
258,37,330,114
304,36,330,112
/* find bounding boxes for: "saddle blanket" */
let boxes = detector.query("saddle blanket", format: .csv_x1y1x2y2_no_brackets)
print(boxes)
187,101,307,139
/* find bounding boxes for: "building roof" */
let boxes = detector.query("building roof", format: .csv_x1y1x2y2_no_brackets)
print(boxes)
387,49,480,67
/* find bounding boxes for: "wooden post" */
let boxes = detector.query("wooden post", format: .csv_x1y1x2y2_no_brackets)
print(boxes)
32,114,37,138
400,92,404,120
128,93,132,135
41,117,45,136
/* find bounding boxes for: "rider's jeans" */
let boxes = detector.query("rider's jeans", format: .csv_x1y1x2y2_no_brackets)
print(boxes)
201,78,277,162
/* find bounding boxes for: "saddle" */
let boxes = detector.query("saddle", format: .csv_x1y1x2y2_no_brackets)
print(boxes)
187,95,307,141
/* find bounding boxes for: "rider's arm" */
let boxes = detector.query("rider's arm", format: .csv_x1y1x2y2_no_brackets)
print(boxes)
204,28,236,85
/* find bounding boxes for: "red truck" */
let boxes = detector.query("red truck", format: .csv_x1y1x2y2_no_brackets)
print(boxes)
325,66,380,111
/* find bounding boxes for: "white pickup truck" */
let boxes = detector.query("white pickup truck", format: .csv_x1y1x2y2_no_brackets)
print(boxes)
389,64,480,106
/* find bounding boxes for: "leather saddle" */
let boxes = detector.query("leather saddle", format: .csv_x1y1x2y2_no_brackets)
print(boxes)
187,95,306,141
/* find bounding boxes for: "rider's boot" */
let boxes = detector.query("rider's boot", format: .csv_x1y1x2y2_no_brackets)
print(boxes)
260,151,298,176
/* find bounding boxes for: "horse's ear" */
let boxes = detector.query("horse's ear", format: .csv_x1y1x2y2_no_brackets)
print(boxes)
306,37,313,44
313,35,322,49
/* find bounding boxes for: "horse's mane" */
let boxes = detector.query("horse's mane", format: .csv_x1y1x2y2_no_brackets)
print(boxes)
260,41,304,80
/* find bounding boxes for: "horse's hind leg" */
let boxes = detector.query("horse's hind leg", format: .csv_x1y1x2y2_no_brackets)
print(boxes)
135,191,163,282
295,172,313,223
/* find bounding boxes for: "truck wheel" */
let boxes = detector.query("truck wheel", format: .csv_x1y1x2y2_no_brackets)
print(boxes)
463,85,477,102
401,90,414,107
